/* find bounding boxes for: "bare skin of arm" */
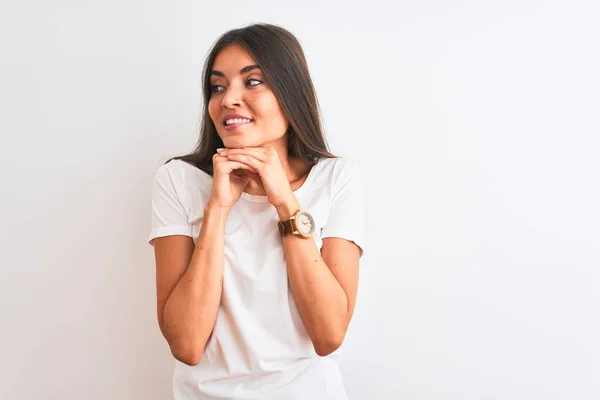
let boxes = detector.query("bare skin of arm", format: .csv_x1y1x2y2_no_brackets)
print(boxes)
153,154,256,366
154,205,229,366
277,200,360,357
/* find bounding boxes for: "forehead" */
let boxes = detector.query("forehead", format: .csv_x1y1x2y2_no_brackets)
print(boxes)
211,44,258,75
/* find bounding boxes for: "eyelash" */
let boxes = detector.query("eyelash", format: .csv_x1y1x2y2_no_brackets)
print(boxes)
210,78,262,93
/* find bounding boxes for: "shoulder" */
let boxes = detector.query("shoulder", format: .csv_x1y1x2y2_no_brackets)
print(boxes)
313,156,364,186
152,159,213,209
155,158,206,176
154,159,211,187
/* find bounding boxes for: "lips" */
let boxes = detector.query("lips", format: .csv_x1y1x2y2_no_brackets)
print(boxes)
223,119,253,131
222,114,254,125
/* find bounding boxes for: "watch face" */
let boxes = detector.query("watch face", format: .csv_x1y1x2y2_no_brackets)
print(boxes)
296,211,315,237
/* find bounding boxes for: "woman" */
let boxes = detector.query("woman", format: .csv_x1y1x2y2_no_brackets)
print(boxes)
148,23,365,400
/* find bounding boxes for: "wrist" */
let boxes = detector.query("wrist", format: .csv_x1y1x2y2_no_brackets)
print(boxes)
204,202,231,219
276,196,300,220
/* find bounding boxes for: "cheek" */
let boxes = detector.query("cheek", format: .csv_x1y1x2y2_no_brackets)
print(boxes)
250,92,287,124
208,100,219,123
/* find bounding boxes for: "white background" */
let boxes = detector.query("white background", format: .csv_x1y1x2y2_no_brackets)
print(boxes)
1,1,598,399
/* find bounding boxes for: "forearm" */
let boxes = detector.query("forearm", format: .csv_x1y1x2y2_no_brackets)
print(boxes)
162,205,229,363
277,202,349,356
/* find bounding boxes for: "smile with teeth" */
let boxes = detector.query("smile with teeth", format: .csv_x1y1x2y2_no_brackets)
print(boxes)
225,118,253,126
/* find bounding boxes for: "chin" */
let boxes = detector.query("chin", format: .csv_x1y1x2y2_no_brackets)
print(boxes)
222,135,264,149
220,131,284,149
222,138,252,149
222,136,246,147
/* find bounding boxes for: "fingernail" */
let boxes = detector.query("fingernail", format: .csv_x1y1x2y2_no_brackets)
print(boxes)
216,148,224,152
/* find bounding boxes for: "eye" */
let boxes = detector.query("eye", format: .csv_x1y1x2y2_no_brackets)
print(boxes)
210,84,225,93
246,78,262,87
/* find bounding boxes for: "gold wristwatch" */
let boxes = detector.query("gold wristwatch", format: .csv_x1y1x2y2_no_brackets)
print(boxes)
278,210,315,238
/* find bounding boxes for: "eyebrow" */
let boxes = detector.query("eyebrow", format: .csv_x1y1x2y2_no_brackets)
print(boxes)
210,64,261,77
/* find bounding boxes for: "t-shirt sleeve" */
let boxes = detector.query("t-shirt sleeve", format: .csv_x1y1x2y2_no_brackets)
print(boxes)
148,163,192,246
320,159,366,257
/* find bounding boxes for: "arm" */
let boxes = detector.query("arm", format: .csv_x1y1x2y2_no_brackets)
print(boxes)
154,204,229,366
276,201,360,357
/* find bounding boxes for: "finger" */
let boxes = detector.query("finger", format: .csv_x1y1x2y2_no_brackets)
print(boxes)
226,154,263,170
212,153,232,165
214,154,254,169
216,160,258,174
229,161,258,174
218,147,269,154
220,148,269,161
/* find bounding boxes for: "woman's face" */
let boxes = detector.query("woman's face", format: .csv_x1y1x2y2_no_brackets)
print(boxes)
208,44,288,149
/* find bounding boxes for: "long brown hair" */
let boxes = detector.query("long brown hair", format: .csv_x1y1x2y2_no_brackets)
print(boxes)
168,23,335,175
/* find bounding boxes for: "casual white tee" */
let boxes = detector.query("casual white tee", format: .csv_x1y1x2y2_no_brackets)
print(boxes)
148,156,366,400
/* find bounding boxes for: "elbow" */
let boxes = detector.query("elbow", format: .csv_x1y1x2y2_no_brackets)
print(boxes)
159,319,209,366
313,332,345,357
169,342,204,366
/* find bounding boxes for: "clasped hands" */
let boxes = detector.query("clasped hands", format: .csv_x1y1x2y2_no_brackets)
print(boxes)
216,147,300,217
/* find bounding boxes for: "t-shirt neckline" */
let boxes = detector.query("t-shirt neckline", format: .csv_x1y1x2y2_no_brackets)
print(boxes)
240,158,322,203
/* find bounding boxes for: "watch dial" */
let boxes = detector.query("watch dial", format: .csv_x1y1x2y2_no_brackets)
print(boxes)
296,212,315,236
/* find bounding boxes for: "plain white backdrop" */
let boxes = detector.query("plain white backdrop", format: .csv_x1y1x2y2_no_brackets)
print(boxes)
1,1,598,399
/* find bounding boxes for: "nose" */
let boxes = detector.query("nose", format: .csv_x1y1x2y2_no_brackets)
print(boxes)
221,83,243,109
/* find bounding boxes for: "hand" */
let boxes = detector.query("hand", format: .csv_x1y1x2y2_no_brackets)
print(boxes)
217,147,296,209
206,152,258,210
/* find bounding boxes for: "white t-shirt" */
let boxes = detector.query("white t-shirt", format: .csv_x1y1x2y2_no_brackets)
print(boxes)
148,156,366,400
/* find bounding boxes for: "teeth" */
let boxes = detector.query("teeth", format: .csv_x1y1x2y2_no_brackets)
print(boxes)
225,118,252,125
